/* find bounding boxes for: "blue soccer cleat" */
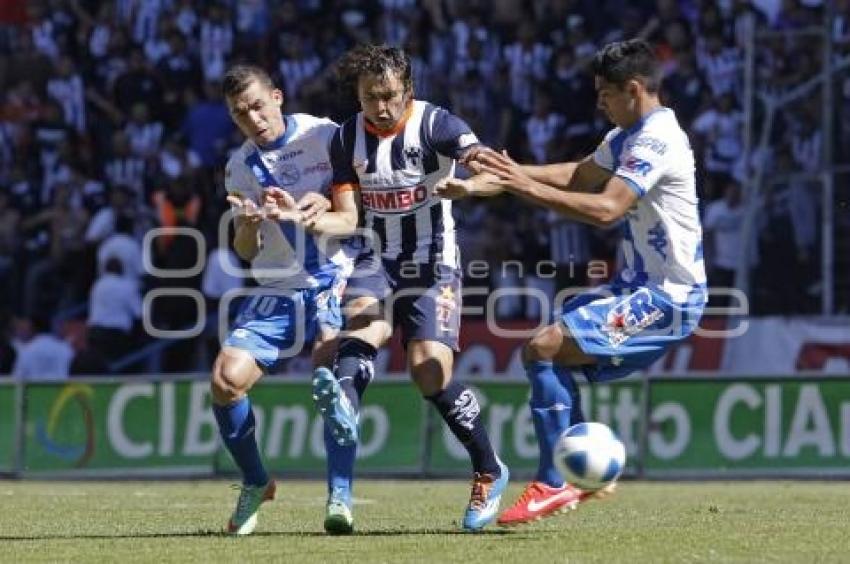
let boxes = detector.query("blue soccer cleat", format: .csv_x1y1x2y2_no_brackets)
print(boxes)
312,367,358,446
324,486,354,535
462,458,509,531
226,480,276,536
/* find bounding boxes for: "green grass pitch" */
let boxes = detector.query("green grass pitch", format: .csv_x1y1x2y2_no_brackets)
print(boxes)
1,480,848,563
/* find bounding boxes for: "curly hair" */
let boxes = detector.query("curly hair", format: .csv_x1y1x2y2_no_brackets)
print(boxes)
335,44,412,93
592,39,662,93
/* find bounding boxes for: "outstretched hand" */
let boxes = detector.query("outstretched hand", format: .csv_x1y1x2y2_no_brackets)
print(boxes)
472,149,534,194
459,145,500,175
261,187,302,222
226,193,266,224
434,177,475,200
296,192,331,227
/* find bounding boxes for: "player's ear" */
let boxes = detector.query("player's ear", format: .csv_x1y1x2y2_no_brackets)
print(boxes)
271,88,284,107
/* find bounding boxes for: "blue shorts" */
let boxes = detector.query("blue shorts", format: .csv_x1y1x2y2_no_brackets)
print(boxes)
223,275,346,373
560,284,706,382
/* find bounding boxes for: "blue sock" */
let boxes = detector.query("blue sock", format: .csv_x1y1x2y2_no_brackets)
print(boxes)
324,426,356,496
554,365,585,426
527,361,576,488
213,397,269,487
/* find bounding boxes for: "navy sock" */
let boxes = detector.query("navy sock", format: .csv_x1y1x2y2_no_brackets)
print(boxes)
527,361,576,488
213,397,268,487
335,337,377,410
427,380,500,476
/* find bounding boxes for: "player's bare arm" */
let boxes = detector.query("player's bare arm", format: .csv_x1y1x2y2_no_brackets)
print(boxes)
434,145,505,199
304,188,359,236
476,149,637,227
262,186,359,236
227,193,266,260
521,155,611,193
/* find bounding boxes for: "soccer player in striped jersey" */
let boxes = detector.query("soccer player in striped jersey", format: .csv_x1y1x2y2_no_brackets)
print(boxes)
438,39,708,525
212,65,361,536
312,44,508,531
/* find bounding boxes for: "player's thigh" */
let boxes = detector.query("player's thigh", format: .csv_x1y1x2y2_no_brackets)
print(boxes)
407,338,454,396
211,346,263,403
523,322,596,366
342,295,392,347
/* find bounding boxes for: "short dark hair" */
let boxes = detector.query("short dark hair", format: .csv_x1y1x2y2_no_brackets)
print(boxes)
336,44,412,94
222,64,275,99
592,39,662,93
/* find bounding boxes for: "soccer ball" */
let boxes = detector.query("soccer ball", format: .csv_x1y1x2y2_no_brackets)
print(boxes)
553,422,626,491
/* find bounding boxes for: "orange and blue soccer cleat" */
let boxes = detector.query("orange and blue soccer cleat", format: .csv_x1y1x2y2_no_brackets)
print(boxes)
497,481,615,526
462,459,509,531
226,480,276,536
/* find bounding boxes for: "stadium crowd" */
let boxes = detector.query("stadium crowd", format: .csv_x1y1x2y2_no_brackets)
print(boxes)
0,0,842,376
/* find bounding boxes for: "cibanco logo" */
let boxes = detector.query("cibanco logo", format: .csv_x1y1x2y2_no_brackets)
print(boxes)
35,384,95,467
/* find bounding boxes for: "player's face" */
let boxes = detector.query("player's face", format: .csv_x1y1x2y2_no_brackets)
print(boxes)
226,80,285,146
357,71,411,131
595,76,635,128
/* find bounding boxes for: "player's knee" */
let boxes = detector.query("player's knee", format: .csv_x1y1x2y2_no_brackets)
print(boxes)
522,324,563,363
211,351,255,404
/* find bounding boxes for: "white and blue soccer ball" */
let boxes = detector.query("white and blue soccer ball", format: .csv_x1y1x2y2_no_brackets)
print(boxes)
553,422,626,491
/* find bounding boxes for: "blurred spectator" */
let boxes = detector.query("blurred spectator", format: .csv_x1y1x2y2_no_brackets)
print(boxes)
525,90,565,164
12,315,73,380
47,55,86,134
181,80,234,168
97,212,143,285
124,102,164,159
87,257,141,364
22,182,90,317
702,179,755,308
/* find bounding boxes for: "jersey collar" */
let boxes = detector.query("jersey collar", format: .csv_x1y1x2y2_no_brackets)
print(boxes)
363,102,414,138
258,114,297,150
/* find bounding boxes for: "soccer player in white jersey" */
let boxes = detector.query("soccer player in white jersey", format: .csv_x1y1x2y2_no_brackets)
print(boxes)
312,44,508,531
212,65,361,536
437,39,707,525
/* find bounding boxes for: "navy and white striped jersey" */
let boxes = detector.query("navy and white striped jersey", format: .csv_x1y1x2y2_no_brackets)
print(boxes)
330,100,479,266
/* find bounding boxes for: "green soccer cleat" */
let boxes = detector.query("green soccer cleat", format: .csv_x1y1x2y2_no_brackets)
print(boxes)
324,487,354,535
226,480,276,536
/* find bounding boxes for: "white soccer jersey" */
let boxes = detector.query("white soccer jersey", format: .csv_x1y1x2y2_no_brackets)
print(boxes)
593,107,707,304
330,100,479,267
225,113,356,289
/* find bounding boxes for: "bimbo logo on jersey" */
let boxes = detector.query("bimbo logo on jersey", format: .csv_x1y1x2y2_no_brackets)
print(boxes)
361,185,429,212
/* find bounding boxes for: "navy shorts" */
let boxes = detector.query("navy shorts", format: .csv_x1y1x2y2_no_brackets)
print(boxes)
346,251,462,351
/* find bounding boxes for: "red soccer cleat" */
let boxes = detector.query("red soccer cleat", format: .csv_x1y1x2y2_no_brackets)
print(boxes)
497,481,615,526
